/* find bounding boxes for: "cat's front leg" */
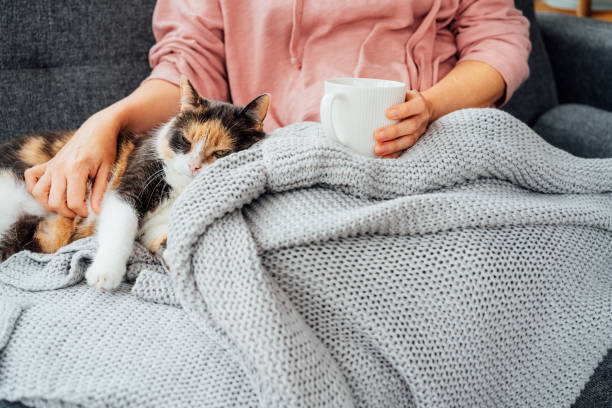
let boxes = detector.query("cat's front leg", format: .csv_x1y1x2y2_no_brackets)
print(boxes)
86,191,138,290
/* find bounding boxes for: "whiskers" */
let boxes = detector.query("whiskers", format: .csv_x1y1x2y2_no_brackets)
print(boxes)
138,169,166,200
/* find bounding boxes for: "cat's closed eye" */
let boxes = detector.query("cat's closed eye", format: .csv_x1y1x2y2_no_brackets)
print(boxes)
180,135,191,148
169,131,191,153
213,150,231,159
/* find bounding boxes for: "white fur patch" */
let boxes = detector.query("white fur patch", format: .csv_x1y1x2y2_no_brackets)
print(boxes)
86,191,139,290
164,162,192,192
0,170,46,238
155,119,195,189
155,120,174,152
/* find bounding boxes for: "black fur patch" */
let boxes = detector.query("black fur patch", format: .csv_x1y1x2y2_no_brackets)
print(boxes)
167,128,191,153
0,215,42,261
114,135,171,218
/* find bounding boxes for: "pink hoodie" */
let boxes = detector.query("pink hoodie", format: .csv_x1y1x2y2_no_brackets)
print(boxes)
148,0,530,132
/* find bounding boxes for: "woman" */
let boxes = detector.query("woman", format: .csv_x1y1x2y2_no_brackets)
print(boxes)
24,0,530,219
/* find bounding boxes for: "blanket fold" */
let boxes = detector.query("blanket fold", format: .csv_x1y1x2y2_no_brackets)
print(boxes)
0,238,166,293
0,298,25,351
166,109,612,407
2,108,612,407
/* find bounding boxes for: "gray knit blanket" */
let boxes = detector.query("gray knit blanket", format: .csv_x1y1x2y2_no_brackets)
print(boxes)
1,109,612,408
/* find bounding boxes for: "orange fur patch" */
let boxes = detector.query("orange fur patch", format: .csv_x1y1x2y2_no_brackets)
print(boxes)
73,218,97,241
18,137,51,167
18,132,74,167
50,133,72,155
109,138,136,190
185,119,234,162
34,215,77,254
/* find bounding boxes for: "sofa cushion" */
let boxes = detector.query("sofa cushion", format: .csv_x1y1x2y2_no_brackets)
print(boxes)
501,0,559,126
0,0,157,141
537,12,612,113
534,104,612,158
572,348,612,408
0,402,25,408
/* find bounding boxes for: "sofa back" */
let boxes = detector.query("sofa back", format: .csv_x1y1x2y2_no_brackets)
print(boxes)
1,0,555,142
0,0,156,142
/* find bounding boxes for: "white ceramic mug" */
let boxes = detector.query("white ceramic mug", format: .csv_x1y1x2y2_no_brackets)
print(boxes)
320,78,407,157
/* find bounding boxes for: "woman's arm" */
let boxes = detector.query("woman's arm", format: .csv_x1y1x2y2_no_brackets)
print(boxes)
374,60,505,158
148,0,229,102
375,0,530,158
25,79,179,218
117,79,180,133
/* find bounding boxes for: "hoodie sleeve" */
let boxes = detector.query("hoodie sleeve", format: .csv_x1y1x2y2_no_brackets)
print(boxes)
146,0,229,102
450,0,531,106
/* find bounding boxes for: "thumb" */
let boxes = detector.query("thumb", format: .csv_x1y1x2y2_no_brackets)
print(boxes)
91,164,113,215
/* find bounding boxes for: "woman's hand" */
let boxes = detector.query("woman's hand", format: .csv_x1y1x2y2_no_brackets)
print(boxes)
374,90,434,158
23,79,180,219
24,109,123,218
372,61,507,159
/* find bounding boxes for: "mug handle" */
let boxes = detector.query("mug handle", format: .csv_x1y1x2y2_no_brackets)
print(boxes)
320,92,339,142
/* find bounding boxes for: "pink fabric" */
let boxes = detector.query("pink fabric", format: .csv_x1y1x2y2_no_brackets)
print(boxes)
148,0,531,132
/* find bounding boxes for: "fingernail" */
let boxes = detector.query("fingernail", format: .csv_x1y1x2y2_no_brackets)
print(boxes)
387,108,399,119
376,129,389,141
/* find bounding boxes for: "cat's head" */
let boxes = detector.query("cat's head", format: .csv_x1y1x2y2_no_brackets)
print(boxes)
157,76,270,179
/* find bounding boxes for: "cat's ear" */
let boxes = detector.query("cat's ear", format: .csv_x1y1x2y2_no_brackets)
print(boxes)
180,75,209,112
241,94,270,131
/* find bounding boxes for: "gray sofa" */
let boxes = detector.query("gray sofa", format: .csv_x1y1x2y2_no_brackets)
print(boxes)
0,0,611,407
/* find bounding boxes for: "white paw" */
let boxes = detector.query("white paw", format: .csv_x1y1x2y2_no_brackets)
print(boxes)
85,260,126,291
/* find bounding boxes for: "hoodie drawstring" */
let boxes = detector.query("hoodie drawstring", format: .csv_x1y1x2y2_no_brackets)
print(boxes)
289,0,304,69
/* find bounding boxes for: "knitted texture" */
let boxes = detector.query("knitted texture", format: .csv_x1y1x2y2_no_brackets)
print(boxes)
1,108,612,407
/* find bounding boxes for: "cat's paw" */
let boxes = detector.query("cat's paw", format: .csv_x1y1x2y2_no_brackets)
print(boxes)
85,260,126,290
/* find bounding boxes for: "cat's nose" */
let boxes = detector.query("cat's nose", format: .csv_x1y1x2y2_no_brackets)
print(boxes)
189,162,202,174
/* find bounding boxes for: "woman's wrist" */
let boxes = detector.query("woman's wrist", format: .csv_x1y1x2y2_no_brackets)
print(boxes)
103,98,134,133
420,91,437,125
421,87,445,124
420,61,506,124
110,79,180,135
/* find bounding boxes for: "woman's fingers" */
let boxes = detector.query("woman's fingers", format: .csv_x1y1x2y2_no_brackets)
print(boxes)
383,152,401,159
22,107,122,217
386,90,427,121
66,170,90,218
30,171,52,212
375,90,435,156
24,165,45,194
375,117,420,143
48,173,75,218
27,162,109,217
91,163,112,215
375,133,420,156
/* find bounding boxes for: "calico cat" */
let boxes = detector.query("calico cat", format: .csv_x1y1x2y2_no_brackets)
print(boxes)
0,76,269,290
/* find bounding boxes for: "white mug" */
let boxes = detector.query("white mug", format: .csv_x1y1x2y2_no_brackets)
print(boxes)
320,78,407,157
